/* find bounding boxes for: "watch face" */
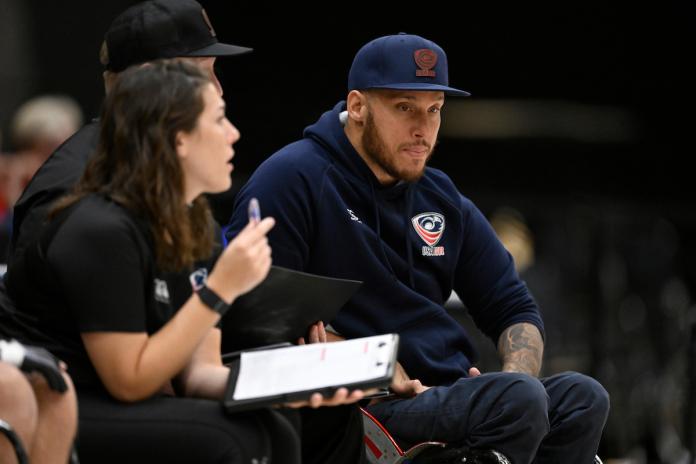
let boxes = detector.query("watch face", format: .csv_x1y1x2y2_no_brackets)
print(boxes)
189,268,208,291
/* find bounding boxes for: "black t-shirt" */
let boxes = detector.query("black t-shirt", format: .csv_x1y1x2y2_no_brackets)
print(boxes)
2,193,215,390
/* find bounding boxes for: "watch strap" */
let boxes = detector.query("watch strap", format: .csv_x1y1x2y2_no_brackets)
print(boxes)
197,285,230,316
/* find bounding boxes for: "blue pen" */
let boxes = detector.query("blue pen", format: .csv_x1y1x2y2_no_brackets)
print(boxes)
248,198,261,224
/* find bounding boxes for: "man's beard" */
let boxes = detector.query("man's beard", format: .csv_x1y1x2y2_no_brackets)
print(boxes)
361,111,433,183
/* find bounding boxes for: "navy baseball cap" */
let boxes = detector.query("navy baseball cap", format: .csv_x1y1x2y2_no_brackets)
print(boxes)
102,0,252,72
348,33,470,97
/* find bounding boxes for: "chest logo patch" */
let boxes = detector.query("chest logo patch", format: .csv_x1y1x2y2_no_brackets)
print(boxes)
412,212,445,246
412,212,446,256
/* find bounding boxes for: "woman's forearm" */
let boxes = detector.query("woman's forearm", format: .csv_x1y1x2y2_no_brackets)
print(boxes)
82,294,220,402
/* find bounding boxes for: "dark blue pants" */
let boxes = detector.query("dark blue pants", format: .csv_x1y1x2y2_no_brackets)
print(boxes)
366,371,609,464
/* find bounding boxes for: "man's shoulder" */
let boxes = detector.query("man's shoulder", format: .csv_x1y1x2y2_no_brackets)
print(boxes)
41,121,100,169
252,138,333,184
16,121,99,204
9,121,101,263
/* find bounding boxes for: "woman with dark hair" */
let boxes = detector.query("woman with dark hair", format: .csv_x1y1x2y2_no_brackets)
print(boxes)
0,60,364,463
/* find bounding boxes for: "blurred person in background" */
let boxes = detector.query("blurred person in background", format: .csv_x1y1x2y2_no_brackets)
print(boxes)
490,207,535,274
0,95,82,261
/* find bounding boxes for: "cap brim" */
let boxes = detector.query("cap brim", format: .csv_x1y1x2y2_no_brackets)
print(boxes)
368,82,470,97
186,42,253,57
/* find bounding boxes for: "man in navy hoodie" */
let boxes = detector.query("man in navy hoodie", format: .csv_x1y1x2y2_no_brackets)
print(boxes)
226,33,609,463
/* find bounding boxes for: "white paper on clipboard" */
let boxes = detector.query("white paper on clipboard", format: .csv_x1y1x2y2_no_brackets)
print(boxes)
232,334,397,401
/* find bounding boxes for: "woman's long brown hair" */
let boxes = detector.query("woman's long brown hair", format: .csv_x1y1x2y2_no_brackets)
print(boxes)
52,60,217,271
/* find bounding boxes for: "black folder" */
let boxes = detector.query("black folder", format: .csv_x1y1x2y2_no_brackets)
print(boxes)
223,334,399,412
219,266,362,352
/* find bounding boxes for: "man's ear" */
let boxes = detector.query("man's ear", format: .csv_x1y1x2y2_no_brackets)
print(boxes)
346,90,368,125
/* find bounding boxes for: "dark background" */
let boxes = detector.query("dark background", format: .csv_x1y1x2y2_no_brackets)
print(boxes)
1,2,693,462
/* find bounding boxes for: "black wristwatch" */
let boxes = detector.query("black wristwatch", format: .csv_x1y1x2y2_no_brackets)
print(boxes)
197,285,230,316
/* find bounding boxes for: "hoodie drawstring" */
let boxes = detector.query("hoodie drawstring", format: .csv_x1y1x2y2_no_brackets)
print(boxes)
370,181,397,279
405,186,416,290
371,181,417,290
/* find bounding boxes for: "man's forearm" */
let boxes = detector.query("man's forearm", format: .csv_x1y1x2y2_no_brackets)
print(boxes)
497,322,544,377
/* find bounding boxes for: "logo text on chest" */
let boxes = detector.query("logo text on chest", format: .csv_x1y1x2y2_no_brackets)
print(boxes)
347,209,362,223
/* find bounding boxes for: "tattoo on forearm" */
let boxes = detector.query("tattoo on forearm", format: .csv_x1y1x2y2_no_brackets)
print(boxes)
498,323,544,377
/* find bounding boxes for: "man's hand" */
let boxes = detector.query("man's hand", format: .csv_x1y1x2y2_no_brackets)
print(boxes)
392,361,410,385
389,378,430,398
297,321,327,345
497,322,544,377
383,362,430,401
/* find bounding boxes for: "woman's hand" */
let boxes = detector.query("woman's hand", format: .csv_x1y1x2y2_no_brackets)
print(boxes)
207,217,275,303
283,387,371,409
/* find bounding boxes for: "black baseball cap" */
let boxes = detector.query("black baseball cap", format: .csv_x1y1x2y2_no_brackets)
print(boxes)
102,0,252,72
348,33,469,97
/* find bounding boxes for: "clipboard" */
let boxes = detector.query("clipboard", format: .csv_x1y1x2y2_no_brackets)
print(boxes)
220,266,362,352
223,334,399,412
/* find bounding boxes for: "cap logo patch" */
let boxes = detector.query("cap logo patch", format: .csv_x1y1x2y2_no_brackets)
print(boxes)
201,9,217,37
414,49,437,77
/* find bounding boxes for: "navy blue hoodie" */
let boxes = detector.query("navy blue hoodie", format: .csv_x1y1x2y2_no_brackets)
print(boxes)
225,102,544,386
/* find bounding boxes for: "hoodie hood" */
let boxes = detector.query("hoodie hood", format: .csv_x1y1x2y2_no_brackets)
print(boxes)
303,101,411,198
303,100,417,287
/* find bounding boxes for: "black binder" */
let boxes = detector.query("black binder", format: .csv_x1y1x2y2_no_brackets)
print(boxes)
220,266,362,352
223,334,399,412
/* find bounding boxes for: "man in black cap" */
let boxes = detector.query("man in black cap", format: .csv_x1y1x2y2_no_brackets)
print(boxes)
226,33,610,463
8,0,252,266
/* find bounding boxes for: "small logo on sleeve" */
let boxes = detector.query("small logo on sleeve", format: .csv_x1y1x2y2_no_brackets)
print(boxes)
412,212,445,256
154,279,170,304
